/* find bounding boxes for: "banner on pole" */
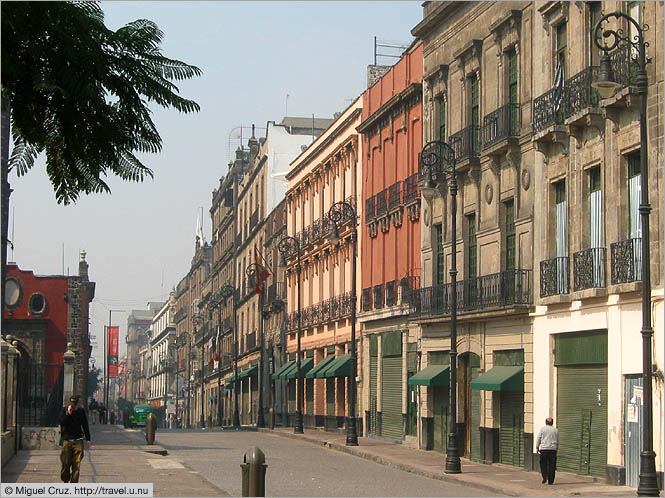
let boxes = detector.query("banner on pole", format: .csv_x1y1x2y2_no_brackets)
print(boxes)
107,326,119,377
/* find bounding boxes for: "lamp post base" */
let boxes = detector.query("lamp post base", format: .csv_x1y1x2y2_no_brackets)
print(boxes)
637,451,660,497
232,410,240,428
294,410,304,434
257,408,265,428
445,434,462,474
345,417,358,446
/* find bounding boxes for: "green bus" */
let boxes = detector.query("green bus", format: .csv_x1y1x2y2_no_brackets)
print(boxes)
129,404,154,427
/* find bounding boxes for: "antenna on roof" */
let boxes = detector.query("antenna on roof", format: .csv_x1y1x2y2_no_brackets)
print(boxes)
374,36,410,65
286,94,290,117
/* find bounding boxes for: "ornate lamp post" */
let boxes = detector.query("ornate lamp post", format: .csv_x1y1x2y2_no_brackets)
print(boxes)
209,292,223,427
191,303,204,429
328,200,359,447
219,282,240,428
277,235,304,434
593,13,658,497
246,263,269,428
419,140,460,474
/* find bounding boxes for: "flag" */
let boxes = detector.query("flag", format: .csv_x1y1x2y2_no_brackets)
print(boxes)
107,326,119,377
552,62,565,113
253,248,271,294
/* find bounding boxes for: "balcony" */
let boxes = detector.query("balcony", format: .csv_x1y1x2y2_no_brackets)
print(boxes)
235,233,242,249
404,174,420,204
267,282,286,303
609,44,639,90
566,66,600,118
365,197,376,222
540,257,569,298
282,292,354,332
482,103,520,151
399,276,419,305
246,331,256,351
449,125,480,162
250,210,259,231
611,238,642,285
373,284,384,310
573,247,606,291
376,190,387,216
388,182,402,211
410,270,532,317
361,288,371,312
533,86,565,133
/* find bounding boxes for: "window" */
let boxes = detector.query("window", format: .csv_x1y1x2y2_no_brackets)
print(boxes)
29,293,46,314
505,200,516,271
628,155,642,239
507,49,519,134
555,180,567,292
467,215,477,279
435,224,444,285
470,75,480,153
589,167,602,249
556,23,567,78
438,98,446,141
589,2,603,66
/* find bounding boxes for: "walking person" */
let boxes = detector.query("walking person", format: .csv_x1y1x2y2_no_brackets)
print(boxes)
536,417,559,485
59,395,91,483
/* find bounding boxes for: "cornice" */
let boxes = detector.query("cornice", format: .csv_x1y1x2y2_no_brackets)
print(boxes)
357,82,422,135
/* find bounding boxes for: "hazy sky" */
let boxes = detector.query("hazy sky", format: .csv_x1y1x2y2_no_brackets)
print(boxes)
8,1,422,368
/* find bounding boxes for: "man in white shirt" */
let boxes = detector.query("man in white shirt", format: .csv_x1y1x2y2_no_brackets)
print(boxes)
536,417,559,485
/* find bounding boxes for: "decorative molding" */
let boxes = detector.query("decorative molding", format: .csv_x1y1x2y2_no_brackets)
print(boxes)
485,183,494,205
407,202,421,222
521,168,531,191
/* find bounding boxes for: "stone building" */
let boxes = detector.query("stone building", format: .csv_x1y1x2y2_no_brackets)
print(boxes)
357,40,423,445
411,1,536,467
126,304,160,404
147,296,176,427
2,250,95,426
282,100,363,432
530,0,664,487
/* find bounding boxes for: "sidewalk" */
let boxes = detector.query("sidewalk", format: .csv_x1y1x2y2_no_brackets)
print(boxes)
259,426,636,497
1,425,227,497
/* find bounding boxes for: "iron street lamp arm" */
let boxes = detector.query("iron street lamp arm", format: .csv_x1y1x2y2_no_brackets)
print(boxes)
419,140,456,183
593,12,648,56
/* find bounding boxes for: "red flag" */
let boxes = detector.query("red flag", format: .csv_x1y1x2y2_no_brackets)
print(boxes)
254,248,271,294
107,326,119,377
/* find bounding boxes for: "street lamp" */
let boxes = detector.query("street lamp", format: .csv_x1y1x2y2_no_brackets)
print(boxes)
328,200,359,447
219,282,240,428
246,263,269,428
210,292,224,427
277,235,304,434
593,13,658,497
419,139,460,474
191,303,204,428
105,309,125,424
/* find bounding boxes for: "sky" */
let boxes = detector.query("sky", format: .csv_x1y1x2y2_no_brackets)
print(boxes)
7,1,423,369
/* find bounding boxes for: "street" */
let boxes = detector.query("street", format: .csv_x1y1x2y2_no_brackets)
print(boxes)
148,428,498,497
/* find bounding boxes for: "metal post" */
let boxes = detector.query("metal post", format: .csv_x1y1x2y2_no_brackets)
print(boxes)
257,291,266,428
233,289,240,428
347,229,358,446
294,252,303,434
200,340,205,428
445,171,461,474
187,336,191,428
217,304,223,427
103,324,107,423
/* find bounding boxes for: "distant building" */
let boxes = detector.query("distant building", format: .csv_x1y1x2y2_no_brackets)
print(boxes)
2,251,95,425
126,304,160,404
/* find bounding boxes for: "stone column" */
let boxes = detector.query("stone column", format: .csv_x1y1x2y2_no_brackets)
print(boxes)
63,343,75,404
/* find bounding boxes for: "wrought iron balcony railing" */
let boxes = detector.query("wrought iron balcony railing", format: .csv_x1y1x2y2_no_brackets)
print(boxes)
235,233,242,249
246,331,256,350
282,292,354,331
404,174,420,204
385,280,397,306
388,182,402,211
361,288,371,311
482,103,520,149
573,247,606,291
567,66,600,117
611,237,642,285
376,190,387,216
540,257,569,297
449,125,480,161
250,210,259,231
409,270,532,317
399,276,420,305
365,197,376,221
533,86,566,133
609,44,640,90
373,284,384,310
266,282,286,303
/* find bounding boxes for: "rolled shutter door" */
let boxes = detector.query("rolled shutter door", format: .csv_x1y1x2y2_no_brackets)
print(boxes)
381,355,403,440
370,355,378,435
499,391,524,467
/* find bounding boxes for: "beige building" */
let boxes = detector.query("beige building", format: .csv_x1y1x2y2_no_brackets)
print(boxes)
530,0,664,487
412,1,536,468
282,100,363,431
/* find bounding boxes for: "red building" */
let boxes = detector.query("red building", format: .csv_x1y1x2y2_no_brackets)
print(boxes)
3,251,95,425
358,40,423,441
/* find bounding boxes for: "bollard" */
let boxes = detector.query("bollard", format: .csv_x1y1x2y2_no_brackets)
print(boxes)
241,446,267,497
145,412,157,445
269,408,275,430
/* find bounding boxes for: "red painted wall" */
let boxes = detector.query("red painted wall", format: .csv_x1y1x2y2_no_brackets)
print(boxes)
361,43,423,291
4,264,70,385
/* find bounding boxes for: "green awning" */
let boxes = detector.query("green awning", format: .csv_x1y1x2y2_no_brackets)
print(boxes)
470,366,524,391
305,355,337,379
277,361,298,379
238,365,258,379
324,354,352,378
271,360,295,380
408,365,450,386
225,374,238,386
284,358,314,379
314,355,343,378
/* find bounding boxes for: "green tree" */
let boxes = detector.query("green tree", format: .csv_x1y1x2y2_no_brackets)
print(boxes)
1,2,201,308
87,366,103,398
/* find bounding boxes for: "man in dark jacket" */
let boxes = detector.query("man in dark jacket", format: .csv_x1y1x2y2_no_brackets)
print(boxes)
59,395,91,483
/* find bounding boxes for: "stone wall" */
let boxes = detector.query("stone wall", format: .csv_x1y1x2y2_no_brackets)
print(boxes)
2,430,15,467
20,427,60,450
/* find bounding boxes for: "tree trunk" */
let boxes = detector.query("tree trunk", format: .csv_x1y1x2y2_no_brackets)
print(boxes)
1,95,11,318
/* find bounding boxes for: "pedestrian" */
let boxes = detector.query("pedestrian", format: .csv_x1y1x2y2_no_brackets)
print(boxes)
98,403,106,424
89,399,99,424
536,417,559,485
59,395,91,483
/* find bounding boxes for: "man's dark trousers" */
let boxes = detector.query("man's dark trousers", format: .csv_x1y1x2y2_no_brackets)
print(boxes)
540,449,557,484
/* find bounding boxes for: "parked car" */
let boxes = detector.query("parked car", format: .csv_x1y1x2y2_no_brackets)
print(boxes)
129,404,154,427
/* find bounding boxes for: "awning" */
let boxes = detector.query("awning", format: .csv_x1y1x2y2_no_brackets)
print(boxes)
284,358,314,379
323,354,352,378
225,374,238,386
470,366,524,391
408,365,450,387
238,365,258,379
271,360,295,380
305,355,337,379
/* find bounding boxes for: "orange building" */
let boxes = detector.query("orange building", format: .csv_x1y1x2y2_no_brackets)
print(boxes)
357,41,423,442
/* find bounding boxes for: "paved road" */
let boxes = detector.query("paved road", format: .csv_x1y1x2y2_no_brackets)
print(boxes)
149,429,498,497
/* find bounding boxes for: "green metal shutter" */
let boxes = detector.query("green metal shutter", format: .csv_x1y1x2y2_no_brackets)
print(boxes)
557,365,608,477
369,336,378,435
433,387,449,453
326,378,335,416
499,391,524,467
406,344,418,437
288,379,296,414
306,378,314,414
469,365,481,461
381,355,403,440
